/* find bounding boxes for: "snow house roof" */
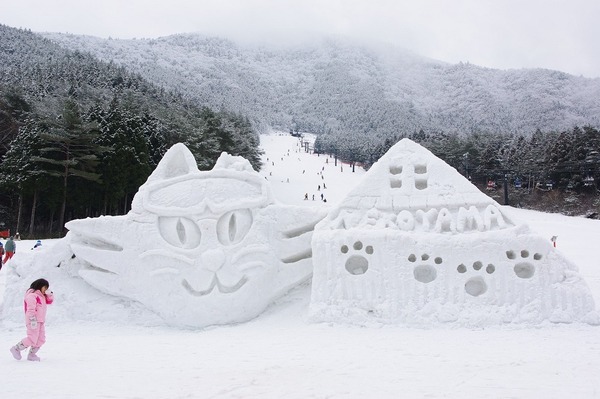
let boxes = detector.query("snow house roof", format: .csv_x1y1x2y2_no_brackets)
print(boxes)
320,138,515,232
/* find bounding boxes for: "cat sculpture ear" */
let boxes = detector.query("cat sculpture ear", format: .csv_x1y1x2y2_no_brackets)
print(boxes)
146,143,199,184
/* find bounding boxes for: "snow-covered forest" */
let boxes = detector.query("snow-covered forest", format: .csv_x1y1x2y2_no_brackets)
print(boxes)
43,31,600,136
0,25,262,237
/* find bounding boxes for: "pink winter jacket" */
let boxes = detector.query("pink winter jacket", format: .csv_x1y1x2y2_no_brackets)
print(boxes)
24,289,53,323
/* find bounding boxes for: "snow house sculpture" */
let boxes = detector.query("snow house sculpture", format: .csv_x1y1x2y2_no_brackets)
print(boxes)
66,144,325,328
310,139,598,325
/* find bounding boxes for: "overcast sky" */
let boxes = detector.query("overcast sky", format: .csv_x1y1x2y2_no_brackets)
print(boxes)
3,0,600,77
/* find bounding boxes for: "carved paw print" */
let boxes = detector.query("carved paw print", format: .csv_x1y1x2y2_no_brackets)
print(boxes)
506,249,542,279
457,261,496,297
341,241,373,275
409,253,443,283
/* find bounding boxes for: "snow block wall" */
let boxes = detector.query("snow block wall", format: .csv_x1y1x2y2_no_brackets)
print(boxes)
66,144,325,328
309,139,598,326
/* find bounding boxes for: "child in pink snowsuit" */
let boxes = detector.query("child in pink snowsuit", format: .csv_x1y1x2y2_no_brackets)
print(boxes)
10,278,54,361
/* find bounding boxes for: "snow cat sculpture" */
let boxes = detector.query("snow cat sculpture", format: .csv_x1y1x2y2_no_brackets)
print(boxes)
66,144,325,328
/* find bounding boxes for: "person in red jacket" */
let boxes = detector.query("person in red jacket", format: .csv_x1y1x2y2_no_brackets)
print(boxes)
9,278,54,361
3,236,15,263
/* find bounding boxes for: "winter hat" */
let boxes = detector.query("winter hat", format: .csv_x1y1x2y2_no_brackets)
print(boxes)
36,240,41,244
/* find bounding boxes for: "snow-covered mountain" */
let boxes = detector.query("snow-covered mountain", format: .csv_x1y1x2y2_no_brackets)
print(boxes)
43,32,600,135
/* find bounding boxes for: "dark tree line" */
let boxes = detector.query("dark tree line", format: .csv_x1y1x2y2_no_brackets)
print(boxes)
0,95,261,238
315,126,600,193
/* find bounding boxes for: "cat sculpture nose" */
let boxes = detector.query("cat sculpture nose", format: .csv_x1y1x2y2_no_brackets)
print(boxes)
201,248,226,272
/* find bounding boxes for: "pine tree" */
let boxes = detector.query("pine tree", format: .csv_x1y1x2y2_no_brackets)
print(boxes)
0,120,46,235
33,100,103,235
92,101,151,214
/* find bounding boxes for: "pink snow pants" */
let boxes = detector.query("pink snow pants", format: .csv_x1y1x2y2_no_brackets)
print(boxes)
22,322,46,348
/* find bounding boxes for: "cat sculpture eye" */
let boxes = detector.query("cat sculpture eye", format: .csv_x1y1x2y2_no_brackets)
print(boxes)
158,216,202,249
217,209,253,245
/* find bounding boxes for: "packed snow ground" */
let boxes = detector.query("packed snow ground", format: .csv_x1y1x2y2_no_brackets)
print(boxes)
1,132,599,399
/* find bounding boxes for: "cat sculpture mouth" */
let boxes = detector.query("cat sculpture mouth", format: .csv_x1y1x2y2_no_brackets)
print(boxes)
182,275,248,296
